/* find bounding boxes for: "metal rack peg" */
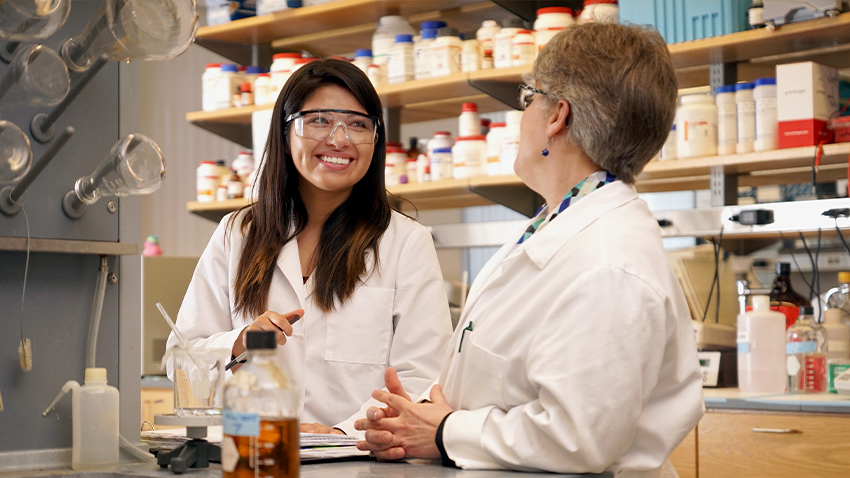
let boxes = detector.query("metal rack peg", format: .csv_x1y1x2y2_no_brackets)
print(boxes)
30,55,107,143
0,127,75,216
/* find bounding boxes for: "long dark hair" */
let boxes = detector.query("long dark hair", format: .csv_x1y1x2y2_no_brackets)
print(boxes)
229,59,390,317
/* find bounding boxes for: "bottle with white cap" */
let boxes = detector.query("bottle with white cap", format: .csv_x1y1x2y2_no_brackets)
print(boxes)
716,85,737,155
372,15,416,77
476,20,501,70
738,295,787,393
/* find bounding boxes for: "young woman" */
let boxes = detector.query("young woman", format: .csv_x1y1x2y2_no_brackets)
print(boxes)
167,59,452,435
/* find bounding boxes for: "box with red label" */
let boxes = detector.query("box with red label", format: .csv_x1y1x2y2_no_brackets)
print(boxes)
777,61,839,149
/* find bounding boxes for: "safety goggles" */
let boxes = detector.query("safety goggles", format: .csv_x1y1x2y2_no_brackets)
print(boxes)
285,109,380,145
518,84,550,110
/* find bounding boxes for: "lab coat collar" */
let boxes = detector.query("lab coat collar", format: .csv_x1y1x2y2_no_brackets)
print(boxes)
276,238,308,308
521,180,638,270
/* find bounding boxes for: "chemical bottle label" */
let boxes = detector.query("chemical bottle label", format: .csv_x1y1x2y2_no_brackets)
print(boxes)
786,341,817,355
223,410,260,436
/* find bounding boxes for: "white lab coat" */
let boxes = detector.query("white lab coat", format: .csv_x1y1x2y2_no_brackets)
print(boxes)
436,181,704,477
167,210,453,435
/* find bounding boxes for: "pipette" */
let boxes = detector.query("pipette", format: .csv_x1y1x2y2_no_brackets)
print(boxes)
156,302,205,372
225,314,301,371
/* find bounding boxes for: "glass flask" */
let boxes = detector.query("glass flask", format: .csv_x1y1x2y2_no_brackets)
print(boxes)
0,44,69,108
74,133,165,203
770,262,810,328
0,120,33,184
0,0,71,42
786,306,828,393
222,331,299,478
61,0,198,73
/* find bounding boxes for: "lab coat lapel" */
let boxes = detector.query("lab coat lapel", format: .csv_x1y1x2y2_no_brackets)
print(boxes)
522,181,639,270
275,238,307,308
460,223,527,315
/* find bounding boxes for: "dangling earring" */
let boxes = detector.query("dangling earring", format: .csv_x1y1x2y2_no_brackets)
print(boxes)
541,137,550,157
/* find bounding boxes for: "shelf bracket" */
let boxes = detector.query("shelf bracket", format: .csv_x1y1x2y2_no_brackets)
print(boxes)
489,1,583,23
468,78,521,111
709,61,737,94
193,39,271,67
469,182,543,217
710,165,738,207
384,106,401,143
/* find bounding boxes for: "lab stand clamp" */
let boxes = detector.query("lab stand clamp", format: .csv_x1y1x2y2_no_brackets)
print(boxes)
153,414,221,474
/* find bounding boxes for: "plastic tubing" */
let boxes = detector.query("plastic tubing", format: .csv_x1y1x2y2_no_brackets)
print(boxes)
120,435,156,463
85,255,108,368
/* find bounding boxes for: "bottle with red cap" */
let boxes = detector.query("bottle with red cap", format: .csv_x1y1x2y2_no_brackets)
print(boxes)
459,102,481,137
511,29,536,66
534,7,575,52
202,63,222,112
452,135,487,179
578,0,619,24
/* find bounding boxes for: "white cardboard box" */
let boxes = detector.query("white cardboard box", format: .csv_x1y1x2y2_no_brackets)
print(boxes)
776,61,839,148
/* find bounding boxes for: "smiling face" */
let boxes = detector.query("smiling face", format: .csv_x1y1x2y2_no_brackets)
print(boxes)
288,84,375,200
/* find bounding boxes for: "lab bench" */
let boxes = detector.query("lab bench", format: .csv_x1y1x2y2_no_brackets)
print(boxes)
0,461,612,478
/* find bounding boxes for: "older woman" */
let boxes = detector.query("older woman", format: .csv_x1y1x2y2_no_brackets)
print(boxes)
355,23,704,477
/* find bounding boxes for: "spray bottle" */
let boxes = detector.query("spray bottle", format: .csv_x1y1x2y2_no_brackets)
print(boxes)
43,367,119,470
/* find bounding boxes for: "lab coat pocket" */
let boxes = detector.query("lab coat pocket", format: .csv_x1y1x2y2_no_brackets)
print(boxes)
456,339,508,410
325,286,394,365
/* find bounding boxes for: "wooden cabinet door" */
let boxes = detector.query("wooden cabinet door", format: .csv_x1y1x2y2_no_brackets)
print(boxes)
669,426,697,478
141,387,177,429
699,410,850,478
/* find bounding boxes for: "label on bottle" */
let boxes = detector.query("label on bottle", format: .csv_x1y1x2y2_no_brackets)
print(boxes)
223,410,260,436
829,362,850,393
786,341,817,354
787,355,801,376
221,436,239,472
737,331,750,354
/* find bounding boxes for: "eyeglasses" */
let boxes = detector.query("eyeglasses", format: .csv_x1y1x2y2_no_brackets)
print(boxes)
518,84,549,110
285,109,380,145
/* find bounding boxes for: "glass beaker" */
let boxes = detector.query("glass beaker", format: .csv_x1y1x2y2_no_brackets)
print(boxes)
0,120,33,184
172,347,229,417
0,0,71,42
61,0,198,73
0,44,69,108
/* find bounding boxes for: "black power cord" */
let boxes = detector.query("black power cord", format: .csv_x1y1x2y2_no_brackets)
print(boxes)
701,226,724,323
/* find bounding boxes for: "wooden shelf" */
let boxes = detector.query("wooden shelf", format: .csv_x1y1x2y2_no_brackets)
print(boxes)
0,237,137,255
186,198,251,222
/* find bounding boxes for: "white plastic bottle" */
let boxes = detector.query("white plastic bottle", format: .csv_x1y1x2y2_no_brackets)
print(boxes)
735,82,756,153
372,15,415,77
427,131,454,159
197,160,220,202
72,368,119,470
429,147,453,181
232,151,255,180
578,0,619,24
493,18,524,69
353,49,372,73
511,30,536,66
461,39,480,72
416,153,430,182
386,143,408,186
414,29,438,80
486,121,505,175
476,20,500,70
534,7,574,52
253,73,274,105
458,102,481,137
431,27,462,77
754,77,778,151
501,110,523,173
202,63,222,112
738,295,787,394
270,53,300,99
387,34,414,84
716,85,737,155
452,135,487,179
676,95,717,158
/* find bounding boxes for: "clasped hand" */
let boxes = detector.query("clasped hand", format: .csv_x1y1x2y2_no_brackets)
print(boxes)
354,367,454,461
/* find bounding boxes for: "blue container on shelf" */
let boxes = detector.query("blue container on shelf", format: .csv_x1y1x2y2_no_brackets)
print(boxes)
620,0,751,44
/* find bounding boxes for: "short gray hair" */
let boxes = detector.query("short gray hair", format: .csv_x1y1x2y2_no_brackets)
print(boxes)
531,23,677,184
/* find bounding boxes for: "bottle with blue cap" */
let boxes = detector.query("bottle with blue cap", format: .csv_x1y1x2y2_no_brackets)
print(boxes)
735,82,756,153
716,84,737,155
754,77,778,151
387,33,414,84
415,23,444,80
353,48,371,73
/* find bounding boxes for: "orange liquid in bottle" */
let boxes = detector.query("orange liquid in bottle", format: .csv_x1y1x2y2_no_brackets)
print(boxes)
223,418,299,478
